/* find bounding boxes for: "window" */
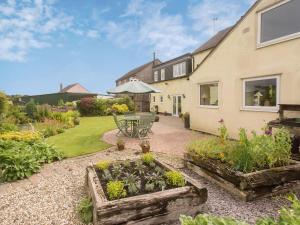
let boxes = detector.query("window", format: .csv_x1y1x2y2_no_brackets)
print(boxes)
199,83,218,107
243,76,279,111
154,71,158,82
153,96,155,102
258,0,300,47
160,96,163,102
173,62,186,78
161,69,165,81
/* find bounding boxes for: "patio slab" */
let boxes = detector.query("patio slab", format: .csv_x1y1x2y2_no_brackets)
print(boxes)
102,115,210,157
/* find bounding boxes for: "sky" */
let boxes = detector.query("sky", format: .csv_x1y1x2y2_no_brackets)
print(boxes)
0,0,255,95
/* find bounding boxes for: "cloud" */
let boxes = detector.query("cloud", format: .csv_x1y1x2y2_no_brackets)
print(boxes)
103,0,197,59
86,29,99,39
188,0,254,37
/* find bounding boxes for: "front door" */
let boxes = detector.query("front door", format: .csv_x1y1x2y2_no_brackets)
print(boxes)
172,95,182,116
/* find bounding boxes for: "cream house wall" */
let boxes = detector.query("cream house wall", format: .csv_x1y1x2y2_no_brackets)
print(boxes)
193,49,211,70
189,0,300,138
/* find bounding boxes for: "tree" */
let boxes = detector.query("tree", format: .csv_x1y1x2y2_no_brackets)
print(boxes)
0,91,8,117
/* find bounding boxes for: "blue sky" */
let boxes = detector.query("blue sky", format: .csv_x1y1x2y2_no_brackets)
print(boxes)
0,0,254,95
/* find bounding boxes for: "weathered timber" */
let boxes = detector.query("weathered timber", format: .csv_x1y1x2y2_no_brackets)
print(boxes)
87,159,208,225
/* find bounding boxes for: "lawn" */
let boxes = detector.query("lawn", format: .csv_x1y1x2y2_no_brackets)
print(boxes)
46,116,116,158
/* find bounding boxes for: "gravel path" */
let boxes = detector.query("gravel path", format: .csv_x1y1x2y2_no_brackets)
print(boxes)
0,147,299,225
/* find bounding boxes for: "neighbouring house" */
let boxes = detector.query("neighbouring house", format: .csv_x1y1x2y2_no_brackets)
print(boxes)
21,83,98,105
189,0,300,138
115,59,161,112
150,27,232,116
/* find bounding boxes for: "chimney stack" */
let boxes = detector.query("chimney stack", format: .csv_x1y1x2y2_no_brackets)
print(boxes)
153,52,156,65
60,83,63,92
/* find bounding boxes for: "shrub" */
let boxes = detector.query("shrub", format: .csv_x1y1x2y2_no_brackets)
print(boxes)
77,97,97,116
0,139,62,181
36,104,52,121
0,122,18,134
111,103,129,114
25,99,38,120
0,131,41,142
96,160,111,171
0,92,8,116
77,197,93,224
106,180,127,200
141,152,154,165
165,171,185,187
73,117,80,125
180,214,248,225
6,105,29,124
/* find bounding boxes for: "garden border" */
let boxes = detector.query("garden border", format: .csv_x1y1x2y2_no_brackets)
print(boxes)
86,158,208,225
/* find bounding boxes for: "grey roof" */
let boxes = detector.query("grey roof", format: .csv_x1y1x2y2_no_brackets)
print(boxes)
116,59,161,82
193,26,234,54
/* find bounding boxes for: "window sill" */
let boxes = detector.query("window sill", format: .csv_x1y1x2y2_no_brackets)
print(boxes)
198,105,219,109
240,107,279,113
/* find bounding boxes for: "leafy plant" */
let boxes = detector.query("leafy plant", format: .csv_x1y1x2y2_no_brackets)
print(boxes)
25,99,38,120
141,152,154,165
96,160,111,171
145,167,166,192
123,173,141,195
0,92,8,117
77,197,93,224
180,214,248,225
111,103,129,114
165,171,185,187
106,180,127,200
111,164,123,179
0,131,41,143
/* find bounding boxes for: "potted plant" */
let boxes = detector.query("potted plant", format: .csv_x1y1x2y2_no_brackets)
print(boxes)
139,140,150,153
116,138,125,150
182,112,190,129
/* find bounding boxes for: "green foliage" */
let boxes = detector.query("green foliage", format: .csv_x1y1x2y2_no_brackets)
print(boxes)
6,105,29,124
123,173,141,195
0,139,62,181
0,122,18,134
106,180,127,200
25,99,38,120
181,194,300,225
77,197,93,224
218,119,229,144
57,99,64,106
141,152,154,165
96,160,111,171
0,92,8,116
111,103,129,114
180,214,248,225
165,171,185,187
36,104,52,121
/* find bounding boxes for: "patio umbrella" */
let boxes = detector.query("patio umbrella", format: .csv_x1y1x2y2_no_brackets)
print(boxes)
107,78,161,94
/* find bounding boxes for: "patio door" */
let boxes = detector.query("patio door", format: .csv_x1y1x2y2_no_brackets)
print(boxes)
172,95,182,116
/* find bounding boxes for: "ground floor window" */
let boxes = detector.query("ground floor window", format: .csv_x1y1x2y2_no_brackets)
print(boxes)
199,82,218,106
160,96,163,102
243,75,279,111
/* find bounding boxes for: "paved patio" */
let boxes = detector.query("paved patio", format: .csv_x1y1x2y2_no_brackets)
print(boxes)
103,115,211,157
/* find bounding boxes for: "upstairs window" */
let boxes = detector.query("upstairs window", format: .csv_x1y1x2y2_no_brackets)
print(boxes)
161,68,165,81
160,96,163,102
243,76,279,112
153,96,156,102
173,62,186,78
154,71,158,82
258,0,300,47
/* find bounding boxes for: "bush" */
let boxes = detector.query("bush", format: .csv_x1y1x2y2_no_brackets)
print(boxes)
36,104,52,121
0,92,8,116
0,131,41,142
111,103,129,114
0,123,18,134
77,97,98,116
0,139,62,181
165,171,185,187
77,197,93,224
180,214,248,225
6,105,29,124
141,152,154,165
107,180,127,200
96,160,111,171
25,99,38,120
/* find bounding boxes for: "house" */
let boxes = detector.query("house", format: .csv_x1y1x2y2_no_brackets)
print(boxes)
150,27,232,116
59,83,89,93
189,0,300,138
115,59,161,112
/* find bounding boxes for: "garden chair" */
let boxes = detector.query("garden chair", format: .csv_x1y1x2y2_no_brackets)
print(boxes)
113,113,130,137
148,112,156,134
136,115,152,139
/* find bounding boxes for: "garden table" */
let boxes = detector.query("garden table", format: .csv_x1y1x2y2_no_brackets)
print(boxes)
124,115,141,137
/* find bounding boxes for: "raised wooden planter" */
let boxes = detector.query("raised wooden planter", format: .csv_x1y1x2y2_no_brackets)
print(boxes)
185,152,300,201
86,159,208,225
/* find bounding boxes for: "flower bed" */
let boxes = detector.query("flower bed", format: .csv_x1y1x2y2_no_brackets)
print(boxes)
185,121,300,201
86,155,207,225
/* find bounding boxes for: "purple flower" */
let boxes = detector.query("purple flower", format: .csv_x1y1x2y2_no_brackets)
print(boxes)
265,127,272,136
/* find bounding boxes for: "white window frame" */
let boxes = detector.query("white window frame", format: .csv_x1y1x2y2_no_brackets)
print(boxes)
242,75,280,112
173,62,186,78
161,68,165,81
257,0,300,48
198,82,219,109
154,71,158,82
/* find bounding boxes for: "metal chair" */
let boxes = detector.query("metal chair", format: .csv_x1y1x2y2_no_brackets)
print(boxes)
113,113,130,137
136,115,152,139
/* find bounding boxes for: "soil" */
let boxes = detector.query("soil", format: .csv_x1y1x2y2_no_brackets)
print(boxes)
95,160,185,199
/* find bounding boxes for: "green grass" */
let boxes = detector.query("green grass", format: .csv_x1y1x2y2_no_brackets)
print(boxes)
46,116,116,158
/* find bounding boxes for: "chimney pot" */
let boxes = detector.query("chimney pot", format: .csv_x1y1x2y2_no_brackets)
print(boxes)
60,83,63,92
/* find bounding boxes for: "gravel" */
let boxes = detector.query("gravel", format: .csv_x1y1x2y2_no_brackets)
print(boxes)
0,147,299,225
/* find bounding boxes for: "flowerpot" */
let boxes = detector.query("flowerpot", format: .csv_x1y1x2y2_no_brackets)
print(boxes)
154,115,159,122
117,144,125,151
184,117,190,129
